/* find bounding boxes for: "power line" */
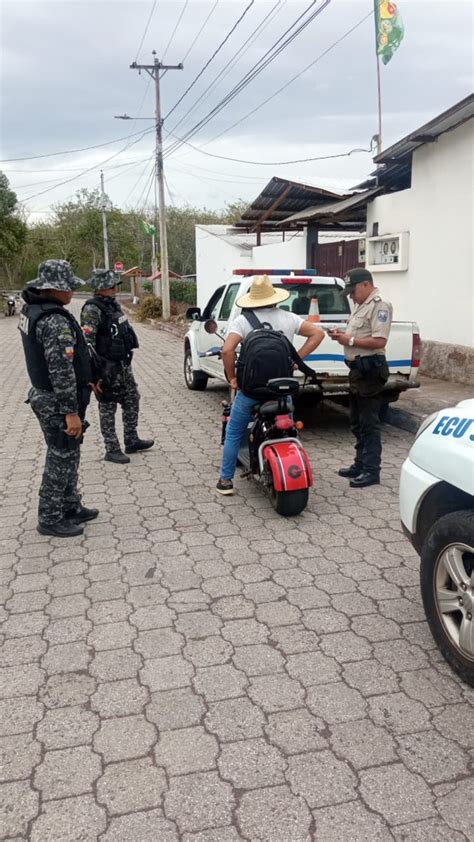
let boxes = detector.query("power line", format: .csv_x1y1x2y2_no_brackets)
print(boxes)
0,127,155,164
163,0,331,157
181,0,220,63
164,0,256,121
166,132,373,165
19,130,154,202
123,154,155,204
162,0,190,61
169,0,285,137
199,2,383,148
135,0,158,61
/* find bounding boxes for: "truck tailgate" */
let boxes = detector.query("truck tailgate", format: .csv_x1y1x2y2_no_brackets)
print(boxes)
292,321,416,380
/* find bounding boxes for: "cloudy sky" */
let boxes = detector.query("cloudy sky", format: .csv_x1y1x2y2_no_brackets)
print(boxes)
1,0,472,218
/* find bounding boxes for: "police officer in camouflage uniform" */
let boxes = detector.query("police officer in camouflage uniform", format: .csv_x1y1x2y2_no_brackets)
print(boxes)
19,260,99,537
329,268,392,488
81,269,154,464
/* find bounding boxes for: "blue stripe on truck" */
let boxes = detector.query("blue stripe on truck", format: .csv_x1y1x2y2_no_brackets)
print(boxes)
305,353,412,367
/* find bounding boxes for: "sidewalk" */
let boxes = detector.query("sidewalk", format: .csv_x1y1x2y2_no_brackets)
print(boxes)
385,375,473,433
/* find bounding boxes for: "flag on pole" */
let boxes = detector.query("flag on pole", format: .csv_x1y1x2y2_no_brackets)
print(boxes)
374,1,404,65
140,219,156,236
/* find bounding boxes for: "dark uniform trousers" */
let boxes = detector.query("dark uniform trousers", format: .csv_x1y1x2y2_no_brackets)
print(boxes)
98,364,140,453
29,389,82,524
348,360,389,475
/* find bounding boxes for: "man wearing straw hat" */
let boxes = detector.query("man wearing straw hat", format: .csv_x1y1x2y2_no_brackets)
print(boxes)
216,275,325,495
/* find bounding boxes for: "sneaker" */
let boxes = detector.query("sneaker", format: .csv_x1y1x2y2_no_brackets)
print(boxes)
216,478,234,496
104,450,130,464
65,505,99,523
125,439,154,453
37,520,84,537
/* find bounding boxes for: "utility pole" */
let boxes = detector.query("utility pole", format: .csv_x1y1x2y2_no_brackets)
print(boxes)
130,52,182,319
100,170,110,270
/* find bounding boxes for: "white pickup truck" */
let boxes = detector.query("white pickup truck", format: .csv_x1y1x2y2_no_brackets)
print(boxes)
184,270,421,408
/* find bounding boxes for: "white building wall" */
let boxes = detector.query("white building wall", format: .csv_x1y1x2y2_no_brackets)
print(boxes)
195,227,253,309
367,119,474,348
195,226,306,309
252,235,306,269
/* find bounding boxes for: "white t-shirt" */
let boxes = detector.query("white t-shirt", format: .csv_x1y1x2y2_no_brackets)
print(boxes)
228,308,303,342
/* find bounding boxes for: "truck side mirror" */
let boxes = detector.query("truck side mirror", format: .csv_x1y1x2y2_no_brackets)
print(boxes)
186,307,201,321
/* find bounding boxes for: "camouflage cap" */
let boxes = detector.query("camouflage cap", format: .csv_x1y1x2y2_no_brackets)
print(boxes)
343,267,373,295
89,269,121,291
28,259,85,291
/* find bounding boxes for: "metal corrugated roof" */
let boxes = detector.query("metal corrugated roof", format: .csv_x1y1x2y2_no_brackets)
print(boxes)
281,188,380,225
234,177,347,230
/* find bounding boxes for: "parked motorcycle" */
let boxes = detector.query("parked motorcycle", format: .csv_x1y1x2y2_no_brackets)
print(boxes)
4,295,16,317
201,319,316,516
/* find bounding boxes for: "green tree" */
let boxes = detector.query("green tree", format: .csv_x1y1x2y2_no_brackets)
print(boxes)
0,172,27,285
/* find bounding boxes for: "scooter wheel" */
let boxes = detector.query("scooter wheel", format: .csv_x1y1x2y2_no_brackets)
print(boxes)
271,488,308,517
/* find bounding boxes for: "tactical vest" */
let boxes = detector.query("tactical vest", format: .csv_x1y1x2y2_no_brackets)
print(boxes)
84,296,139,363
19,299,92,393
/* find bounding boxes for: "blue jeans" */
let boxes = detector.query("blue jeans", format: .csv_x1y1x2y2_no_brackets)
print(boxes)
220,391,258,480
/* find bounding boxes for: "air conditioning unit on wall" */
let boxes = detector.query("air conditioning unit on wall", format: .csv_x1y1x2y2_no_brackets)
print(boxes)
366,232,409,272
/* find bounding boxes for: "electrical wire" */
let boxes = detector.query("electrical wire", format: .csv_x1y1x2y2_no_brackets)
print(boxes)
164,0,256,121
123,154,155,204
135,0,158,61
164,173,176,207
163,0,331,157
198,1,385,148
19,129,154,202
0,127,155,163
169,0,285,137
166,132,373,165
132,160,155,210
181,0,220,63
162,0,190,61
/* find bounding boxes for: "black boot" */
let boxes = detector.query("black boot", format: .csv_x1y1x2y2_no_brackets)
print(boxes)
338,464,362,478
125,439,154,454
350,472,380,488
65,505,99,523
37,520,84,537
104,450,130,464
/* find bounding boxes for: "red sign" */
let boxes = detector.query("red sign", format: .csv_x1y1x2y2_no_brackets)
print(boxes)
114,261,124,271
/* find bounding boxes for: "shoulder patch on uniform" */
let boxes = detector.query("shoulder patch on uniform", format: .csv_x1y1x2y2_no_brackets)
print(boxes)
64,346,75,358
82,326,93,335
377,309,389,323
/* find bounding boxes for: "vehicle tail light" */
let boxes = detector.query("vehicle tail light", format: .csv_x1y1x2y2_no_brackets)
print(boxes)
275,415,294,430
412,332,422,368
295,421,304,430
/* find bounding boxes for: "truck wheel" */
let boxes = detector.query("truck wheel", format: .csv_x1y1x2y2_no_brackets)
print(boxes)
184,349,208,391
271,487,308,517
420,510,474,687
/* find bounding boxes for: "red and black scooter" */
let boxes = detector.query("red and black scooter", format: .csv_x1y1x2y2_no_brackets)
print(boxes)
201,320,316,517
222,377,313,516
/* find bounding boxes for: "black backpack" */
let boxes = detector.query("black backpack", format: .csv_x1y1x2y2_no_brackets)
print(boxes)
236,310,298,399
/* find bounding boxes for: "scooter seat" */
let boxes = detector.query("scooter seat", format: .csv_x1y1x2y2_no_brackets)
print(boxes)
259,401,281,415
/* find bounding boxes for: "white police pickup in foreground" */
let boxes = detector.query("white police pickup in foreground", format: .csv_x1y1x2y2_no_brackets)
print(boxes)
400,399,474,686
184,270,421,412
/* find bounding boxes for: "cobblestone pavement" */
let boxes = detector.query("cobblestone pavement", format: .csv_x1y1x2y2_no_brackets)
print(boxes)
0,305,472,842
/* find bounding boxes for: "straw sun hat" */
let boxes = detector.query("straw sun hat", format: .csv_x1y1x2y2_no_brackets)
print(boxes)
236,275,290,309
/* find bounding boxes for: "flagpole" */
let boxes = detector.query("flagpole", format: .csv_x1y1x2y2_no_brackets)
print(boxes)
373,0,383,156
376,52,383,155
